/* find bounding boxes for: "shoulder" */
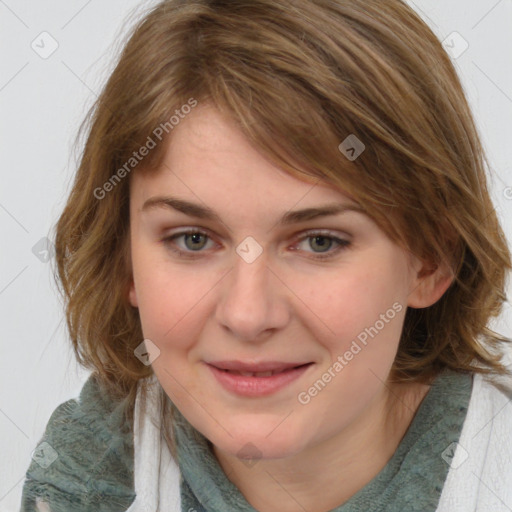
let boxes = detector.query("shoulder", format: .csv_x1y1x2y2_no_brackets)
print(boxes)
462,371,512,448
20,373,136,512
436,370,512,511
472,370,512,415
480,369,512,392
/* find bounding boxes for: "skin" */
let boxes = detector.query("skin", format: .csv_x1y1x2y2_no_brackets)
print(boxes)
128,104,453,512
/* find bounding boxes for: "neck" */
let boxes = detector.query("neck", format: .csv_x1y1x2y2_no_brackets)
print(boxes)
213,380,431,512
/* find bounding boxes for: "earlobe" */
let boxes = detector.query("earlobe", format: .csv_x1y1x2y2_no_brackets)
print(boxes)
407,259,454,309
128,278,138,308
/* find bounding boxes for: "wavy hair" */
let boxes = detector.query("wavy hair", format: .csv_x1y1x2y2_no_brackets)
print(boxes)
54,0,511,443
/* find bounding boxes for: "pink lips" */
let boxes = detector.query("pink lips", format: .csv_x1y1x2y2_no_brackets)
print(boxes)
205,360,314,397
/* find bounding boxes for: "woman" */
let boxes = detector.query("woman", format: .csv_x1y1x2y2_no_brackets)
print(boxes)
21,1,512,511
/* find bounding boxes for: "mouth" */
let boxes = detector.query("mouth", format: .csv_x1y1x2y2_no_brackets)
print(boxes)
214,364,312,377
205,361,314,396
207,360,313,375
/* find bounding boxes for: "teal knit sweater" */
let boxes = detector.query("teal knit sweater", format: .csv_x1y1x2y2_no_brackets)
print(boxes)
20,370,473,511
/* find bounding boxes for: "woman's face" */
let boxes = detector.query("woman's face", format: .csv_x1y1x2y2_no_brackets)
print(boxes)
128,104,436,461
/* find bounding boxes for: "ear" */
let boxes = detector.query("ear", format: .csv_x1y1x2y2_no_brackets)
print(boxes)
128,277,138,308
124,230,138,308
407,255,454,309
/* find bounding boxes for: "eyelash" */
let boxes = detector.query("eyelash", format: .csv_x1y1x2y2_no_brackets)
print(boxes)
161,228,351,261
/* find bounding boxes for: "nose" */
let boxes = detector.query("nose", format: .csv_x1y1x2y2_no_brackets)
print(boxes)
214,246,290,343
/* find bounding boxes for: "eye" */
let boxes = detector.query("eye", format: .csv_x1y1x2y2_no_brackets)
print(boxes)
162,229,216,258
161,228,351,261
292,231,351,260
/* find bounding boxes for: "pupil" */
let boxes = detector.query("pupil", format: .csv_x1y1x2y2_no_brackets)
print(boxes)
311,236,331,252
186,233,206,250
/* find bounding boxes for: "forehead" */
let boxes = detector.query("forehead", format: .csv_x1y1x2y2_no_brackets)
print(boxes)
130,104,358,208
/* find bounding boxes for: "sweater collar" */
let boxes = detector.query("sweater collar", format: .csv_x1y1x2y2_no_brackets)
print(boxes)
171,370,473,512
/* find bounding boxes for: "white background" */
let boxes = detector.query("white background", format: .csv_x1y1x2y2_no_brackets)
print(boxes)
1,1,511,510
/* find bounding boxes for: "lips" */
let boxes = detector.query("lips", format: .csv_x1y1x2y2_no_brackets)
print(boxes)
208,360,312,376
205,360,314,395
218,368,304,377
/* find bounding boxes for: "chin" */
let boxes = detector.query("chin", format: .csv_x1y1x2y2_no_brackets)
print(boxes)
207,420,308,461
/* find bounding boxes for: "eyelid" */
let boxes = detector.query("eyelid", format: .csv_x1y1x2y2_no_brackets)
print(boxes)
290,229,351,259
294,228,351,241
161,226,352,261
160,226,351,242
162,227,217,250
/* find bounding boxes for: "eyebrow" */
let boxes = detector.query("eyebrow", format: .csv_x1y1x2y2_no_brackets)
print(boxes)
141,196,366,226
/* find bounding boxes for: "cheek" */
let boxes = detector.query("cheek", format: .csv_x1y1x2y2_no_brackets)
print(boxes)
293,267,407,434
132,254,220,351
307,263,407,364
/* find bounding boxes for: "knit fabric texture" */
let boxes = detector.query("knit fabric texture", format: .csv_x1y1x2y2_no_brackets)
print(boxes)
20,374,136,512
20,369,472,512
172,369,473,512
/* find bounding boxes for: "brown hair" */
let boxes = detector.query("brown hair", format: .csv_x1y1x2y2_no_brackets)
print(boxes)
54,0,511,442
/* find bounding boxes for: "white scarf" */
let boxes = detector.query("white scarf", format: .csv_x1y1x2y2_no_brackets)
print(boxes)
125,372,512,512
126,374,181,512
436,372,512,511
